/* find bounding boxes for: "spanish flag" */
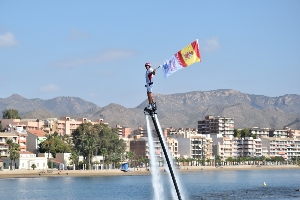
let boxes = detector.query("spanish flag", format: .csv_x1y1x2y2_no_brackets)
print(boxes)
162,39,201,78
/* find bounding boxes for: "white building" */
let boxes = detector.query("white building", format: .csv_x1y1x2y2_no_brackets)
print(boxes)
261,137,300,160
249,127,270,138
213,137,265,160
176,135,213,159
2,151,47,170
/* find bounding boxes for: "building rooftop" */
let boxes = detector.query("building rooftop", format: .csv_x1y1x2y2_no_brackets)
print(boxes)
27,130,47,137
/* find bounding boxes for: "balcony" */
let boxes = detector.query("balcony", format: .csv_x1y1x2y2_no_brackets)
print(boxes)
0,145,8,149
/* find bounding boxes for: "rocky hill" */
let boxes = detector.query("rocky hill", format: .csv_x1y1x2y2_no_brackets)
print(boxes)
1,90,300,130
0,94,100,116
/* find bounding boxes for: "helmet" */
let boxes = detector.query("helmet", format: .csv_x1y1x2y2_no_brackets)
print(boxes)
145,62,151,67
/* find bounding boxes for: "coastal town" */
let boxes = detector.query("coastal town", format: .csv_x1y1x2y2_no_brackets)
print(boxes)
0,109,299,174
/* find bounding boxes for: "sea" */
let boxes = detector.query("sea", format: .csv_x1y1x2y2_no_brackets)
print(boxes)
0,169,299,200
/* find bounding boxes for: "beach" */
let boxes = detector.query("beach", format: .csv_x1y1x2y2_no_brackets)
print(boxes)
0,165,299,179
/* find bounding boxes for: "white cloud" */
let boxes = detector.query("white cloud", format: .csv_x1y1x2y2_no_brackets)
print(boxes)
51,49,135,68
201,37,220,53
0,32,17,47
39,84,60,92
68,29,90,40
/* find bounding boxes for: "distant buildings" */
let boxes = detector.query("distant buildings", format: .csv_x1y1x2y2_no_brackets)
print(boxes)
1,113,300,171
261,137,300,160
55,117,106,135
249,127,270,138
0,117,107,135
213,137,265,160
116,124,131,138
198,115,234,137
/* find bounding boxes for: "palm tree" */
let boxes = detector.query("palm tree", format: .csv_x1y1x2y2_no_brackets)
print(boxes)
186,158,192,166
101,148,108,167
11,143,20,169
6,139,20,169
226,157,234,166
126,151,135,168
69,150,80,169
215,155,222,166
206,158,211,166
43,134,54,159
84,136,97,170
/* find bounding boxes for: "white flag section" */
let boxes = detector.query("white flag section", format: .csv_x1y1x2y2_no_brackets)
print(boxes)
162,55,183,79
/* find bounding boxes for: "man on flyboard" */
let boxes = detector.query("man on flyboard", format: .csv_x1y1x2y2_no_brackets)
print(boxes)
145,62,157,110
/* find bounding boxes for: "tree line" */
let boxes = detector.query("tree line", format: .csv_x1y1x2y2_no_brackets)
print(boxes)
2,109,299,169
39,123,127,170
0,109,135,169
233,128,257,138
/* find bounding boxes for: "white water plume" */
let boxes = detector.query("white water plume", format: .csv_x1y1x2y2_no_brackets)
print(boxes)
146,115,165,200
154,114,187,200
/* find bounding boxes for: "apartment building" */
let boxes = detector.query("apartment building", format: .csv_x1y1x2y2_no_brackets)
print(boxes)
214,137,264,160
166,137,179,158
190,135,212,159
12,128,27,151
26,130,47,155
1,117,107,136
56,117,106,135
130,138,147,158
261,137,300,160
176,135,213,159
285,127,300,138
269,129,288,138
198,115,234,137
0,132,18,156
249,127,270,138
130,137,163,161
116,124,131,138
234,137,263,157
218,137,234,159
133,126,147,138
167,128,198,138
0,119,44,132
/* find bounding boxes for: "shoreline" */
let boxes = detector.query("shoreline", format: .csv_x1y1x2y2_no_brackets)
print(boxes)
0,165,299,179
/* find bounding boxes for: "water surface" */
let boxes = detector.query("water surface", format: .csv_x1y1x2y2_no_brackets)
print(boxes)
0,169,299,200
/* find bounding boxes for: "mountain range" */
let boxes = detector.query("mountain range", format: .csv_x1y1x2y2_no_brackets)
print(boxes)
1,89,300,130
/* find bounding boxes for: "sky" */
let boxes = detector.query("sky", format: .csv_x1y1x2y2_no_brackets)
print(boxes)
0,1,299,108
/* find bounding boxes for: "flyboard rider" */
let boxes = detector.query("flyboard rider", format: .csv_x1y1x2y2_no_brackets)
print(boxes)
145,62,158,110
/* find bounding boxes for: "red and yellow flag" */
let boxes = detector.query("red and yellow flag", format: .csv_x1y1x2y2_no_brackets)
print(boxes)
175,40,201,67
162,39,201,78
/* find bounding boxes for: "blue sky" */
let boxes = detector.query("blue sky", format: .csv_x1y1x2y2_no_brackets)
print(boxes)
1,1,299,108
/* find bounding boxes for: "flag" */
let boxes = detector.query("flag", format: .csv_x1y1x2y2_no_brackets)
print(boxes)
162,39,201,78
